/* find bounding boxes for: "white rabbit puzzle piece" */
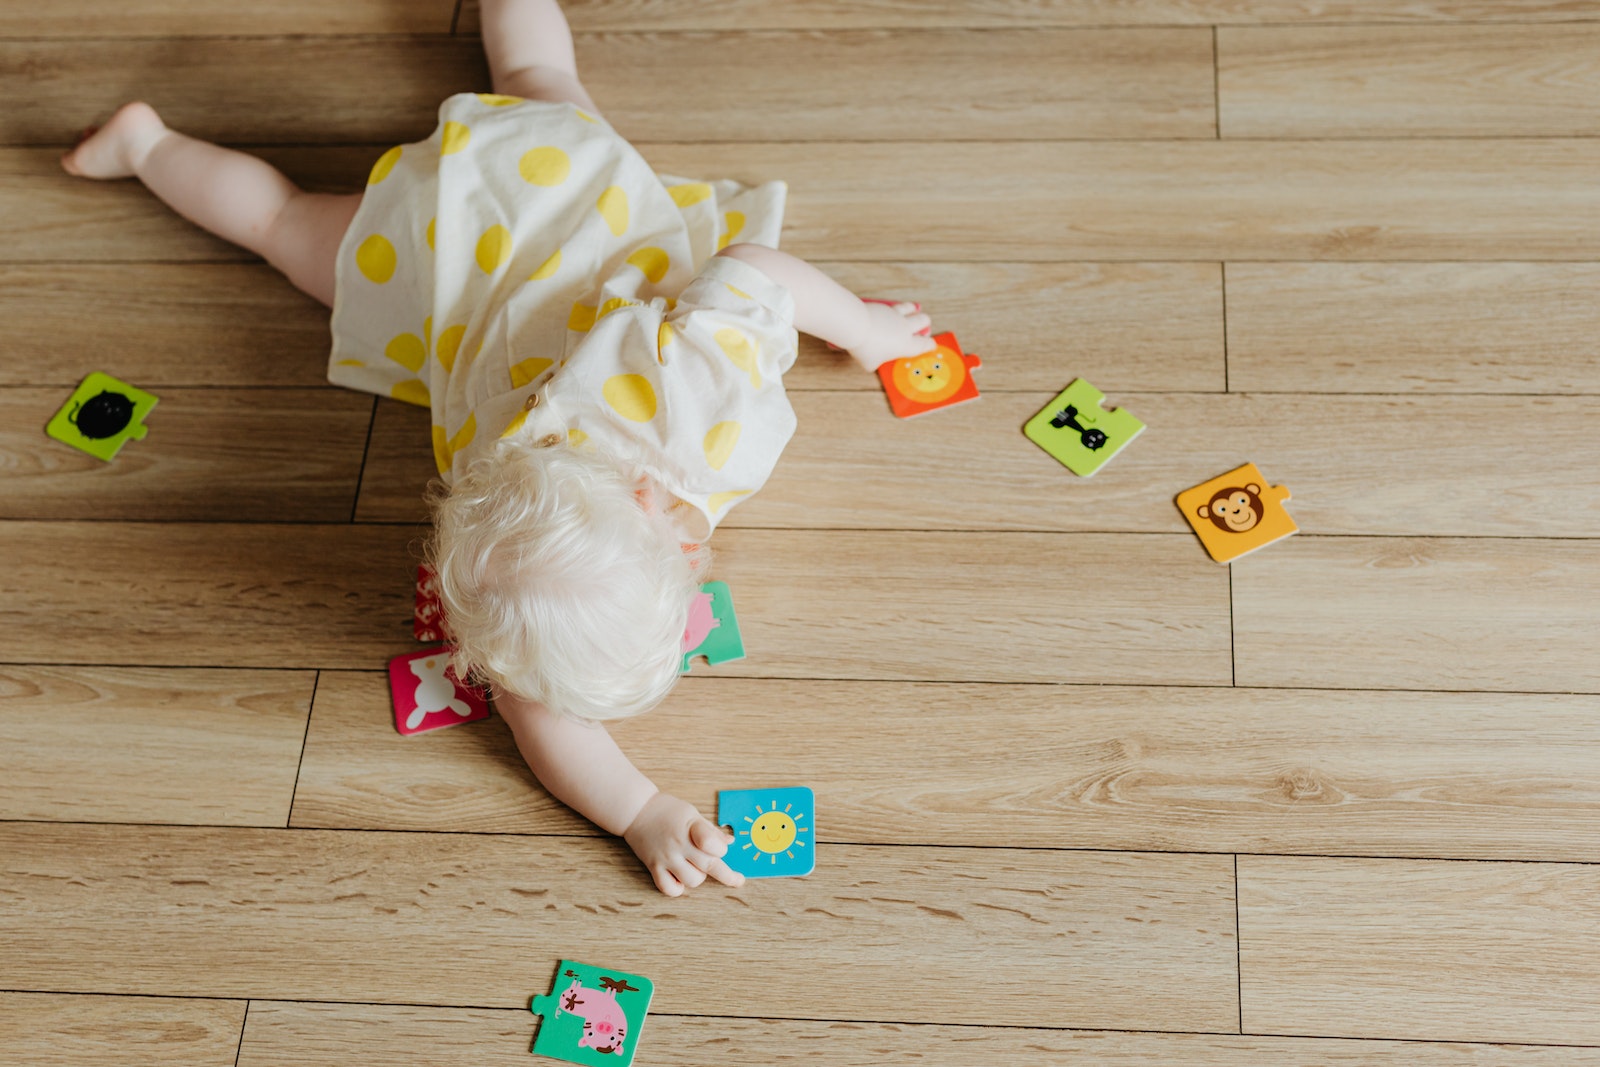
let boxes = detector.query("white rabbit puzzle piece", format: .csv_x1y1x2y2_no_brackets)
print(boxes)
1023,378,1144,477
387,647,490,736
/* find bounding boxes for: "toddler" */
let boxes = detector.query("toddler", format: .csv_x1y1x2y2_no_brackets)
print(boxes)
62,0,934,896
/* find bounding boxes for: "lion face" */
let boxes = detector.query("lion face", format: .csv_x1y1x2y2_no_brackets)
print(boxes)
889,344,964,405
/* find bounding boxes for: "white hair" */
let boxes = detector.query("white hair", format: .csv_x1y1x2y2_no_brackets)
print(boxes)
425,435,706,721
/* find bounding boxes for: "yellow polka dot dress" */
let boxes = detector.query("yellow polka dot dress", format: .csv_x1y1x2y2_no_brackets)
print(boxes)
329,93,794,539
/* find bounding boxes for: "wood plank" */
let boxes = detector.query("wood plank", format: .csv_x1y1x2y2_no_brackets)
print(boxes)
356,391,1600,538
1233,537,1600,694
0,0,454,36
2,387,371,523
1,524,1231,684
1227,263,1600,395
0,666,314,826
295,673,1600,863
0,265,333,389
4,29,1213,148
19,140,1600,263
1239,855,1600,1044
238,1000,1600,1067
0,993,244,1067
1220,26,1600,138
0,823,1240,1033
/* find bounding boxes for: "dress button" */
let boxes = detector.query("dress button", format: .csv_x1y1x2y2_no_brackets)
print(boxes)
523,393,540,411
539,433,562,447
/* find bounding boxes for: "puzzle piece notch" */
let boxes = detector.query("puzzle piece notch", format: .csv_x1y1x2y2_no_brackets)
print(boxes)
45,372,160,462
681,580,745,673
1175,462,1299,563
877,332,982,419
717,786,816,879
1022,378,1145,477
530,959,654,1067
386,647,490,736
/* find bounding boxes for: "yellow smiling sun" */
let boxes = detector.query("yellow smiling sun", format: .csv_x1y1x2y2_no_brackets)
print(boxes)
740,800,810,864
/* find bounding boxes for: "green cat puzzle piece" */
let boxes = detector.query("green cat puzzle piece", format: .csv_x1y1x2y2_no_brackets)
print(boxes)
530,960,654,1066
46,372,159,462
680,580,744,673
1022,379,1144,477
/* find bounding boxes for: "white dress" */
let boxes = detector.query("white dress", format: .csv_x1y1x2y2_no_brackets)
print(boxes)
328,92,797,540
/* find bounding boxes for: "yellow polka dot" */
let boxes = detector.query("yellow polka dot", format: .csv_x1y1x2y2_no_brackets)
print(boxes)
703,421,741,471
500,410,528,439
726,283,751,299
431,413,478,474
568,427,589,446
474,226,511,274
436,324,466,373
656,322,674,362
518,146,571,187
576,110,598,124
625,247,670,284
384,333,426,373
603,374,657,422
529,248,561,280
440,122,471,155
568,303,597,332
715,327,761,388
597,186,629,236
510,356,553,389
391,379,430,407
477,93,523,106
367,146,401,185
355,234,396,284
336,358,365,368
431,425,450,474
426,217,436,250
669,183,712,208
708,489,752,514
423,317,432,349
717,211,746,251
598,297,638,322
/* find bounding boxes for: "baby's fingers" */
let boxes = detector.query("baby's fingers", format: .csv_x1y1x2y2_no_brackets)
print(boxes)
689,818,733,856
701,854,745,888
651,866,686,897
669,858,708,890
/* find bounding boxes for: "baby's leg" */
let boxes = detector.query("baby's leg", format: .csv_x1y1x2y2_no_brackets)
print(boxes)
480,0,601,114
62,102,359,307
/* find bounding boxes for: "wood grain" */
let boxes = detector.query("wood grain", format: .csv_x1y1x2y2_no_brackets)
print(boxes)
1220,26,1600,138
1239,855,1600,1044
0,0,454,37
0,666,314,826
0,993,245,1067
0,823,1240,1033
1232,538,1600,694
294,673,1600,863
2,387,371,523
236,1000,1600,1067
1226,263,1600,395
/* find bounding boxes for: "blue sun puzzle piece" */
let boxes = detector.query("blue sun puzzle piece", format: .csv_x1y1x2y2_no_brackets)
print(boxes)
680,580,744,674
1022,378,1144,476
718,786,815,878
530,959,654,1067
46,372,159,462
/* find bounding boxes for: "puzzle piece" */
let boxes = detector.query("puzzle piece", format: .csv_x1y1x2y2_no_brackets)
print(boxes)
414,563,451,643
530,960,654,1067
46,372,159,461
876,332,982,419
681,580,744,673
718,787,815,878
1176,462,1298,563
1022,379,1144,476
386,647,490,736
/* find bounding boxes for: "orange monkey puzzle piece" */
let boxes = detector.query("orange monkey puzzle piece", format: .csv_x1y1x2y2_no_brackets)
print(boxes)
1176,462,1298,563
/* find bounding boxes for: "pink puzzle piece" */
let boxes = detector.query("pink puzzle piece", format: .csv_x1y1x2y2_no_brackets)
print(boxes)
387,647,490,737
681,591,720,652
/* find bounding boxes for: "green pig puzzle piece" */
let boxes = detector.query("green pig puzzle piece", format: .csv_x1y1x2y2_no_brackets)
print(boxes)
681,580,744,673
530,960,654,1067
1023,379,1144,477
46,372,159,462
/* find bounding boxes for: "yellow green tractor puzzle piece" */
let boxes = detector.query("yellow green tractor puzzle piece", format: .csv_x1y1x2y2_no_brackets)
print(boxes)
1023,378,1144,476
46,372,159,462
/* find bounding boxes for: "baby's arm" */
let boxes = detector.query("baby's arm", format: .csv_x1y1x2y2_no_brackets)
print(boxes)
717,243,933,371
494,688,744,897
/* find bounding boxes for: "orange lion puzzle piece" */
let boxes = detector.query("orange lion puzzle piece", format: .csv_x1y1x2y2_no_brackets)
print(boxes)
1176,462,1298,563
876,332,982,419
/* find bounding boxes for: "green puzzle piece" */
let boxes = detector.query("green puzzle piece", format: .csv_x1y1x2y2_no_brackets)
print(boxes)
1023,379,1144,476
46,372,159,462
680,580,744,673
530,960,654,1067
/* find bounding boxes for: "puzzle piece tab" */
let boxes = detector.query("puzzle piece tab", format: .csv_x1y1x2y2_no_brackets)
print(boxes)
877,332,982,419
681,580,744,673
46,372,159,461
1022,379,1144,476
531,960,654,1067
718,786,815,878
386,647,490,736
1176,462,1298,563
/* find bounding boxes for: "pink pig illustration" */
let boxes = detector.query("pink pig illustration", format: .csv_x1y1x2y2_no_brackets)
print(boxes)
557,975,635,1056
680,590,720,653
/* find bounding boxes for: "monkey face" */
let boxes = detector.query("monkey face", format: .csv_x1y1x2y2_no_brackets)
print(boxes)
1197,484,1263,533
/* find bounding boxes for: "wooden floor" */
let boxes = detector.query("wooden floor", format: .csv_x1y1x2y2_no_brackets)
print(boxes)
4,1,1600,1062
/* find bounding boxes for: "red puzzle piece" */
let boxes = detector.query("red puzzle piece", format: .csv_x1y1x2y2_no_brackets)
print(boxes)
387,647,490,736
876,332,982,419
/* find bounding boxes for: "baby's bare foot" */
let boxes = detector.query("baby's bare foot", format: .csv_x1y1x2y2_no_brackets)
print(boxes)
61,101,166,179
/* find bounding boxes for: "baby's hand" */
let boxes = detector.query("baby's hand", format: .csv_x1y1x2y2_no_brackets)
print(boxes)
623,791,745,897
847,300,934,372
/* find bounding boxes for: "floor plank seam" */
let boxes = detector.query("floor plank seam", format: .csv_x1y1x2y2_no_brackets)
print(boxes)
1211,25,1222,141
1233,853,1244,1034
282,670,321,830
349,396,379,524
232,1000,249,1067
